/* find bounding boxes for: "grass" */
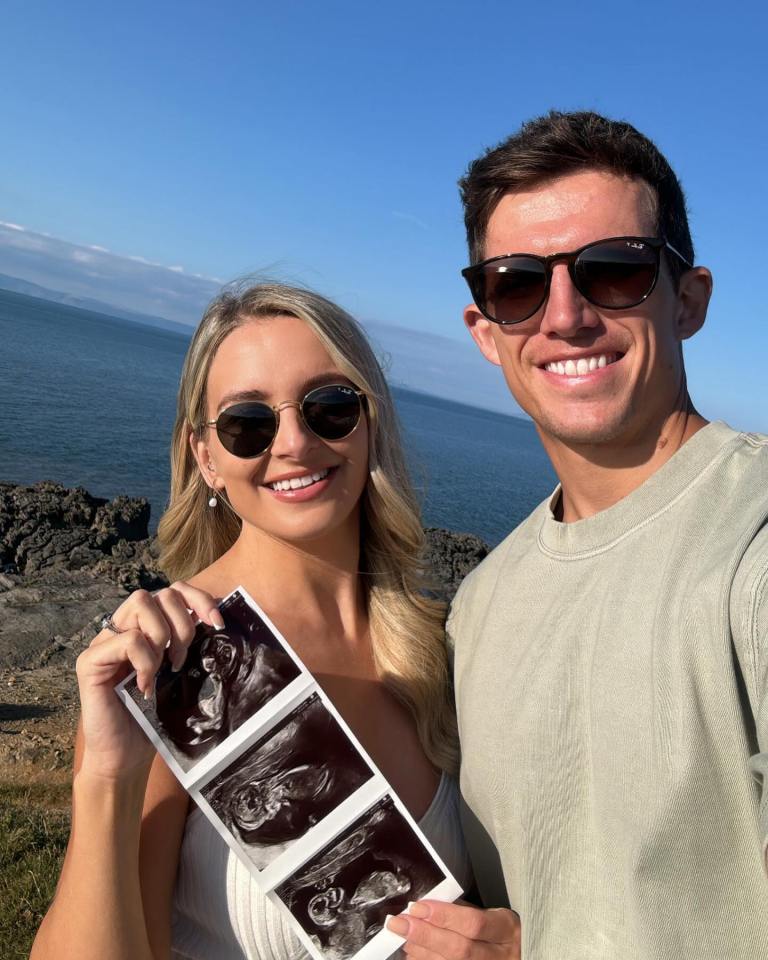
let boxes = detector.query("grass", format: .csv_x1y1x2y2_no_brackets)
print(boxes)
0,783,71,960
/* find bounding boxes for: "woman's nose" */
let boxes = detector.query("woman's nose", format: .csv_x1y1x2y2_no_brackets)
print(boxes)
269,403,319,457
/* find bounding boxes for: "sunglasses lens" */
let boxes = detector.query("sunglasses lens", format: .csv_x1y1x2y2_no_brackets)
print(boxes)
215,403,277,457
302,385,362,441
575,239,658,308
471,257,547,324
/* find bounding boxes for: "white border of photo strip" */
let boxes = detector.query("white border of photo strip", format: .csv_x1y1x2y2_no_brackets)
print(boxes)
115,586,462,960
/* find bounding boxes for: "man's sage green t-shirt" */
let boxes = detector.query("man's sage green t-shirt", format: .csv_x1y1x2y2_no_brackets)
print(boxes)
448,422,768,959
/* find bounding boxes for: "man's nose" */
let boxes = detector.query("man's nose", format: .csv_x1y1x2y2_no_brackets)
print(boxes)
270,403,319,457
538,262,600,337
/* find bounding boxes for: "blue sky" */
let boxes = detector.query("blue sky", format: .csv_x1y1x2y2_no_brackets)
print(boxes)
1,0,766,428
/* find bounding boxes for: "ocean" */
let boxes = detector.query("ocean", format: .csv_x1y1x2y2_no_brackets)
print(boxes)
0,288,556,546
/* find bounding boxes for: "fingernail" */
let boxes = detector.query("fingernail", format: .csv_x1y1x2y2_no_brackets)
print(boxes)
407,901,430,919
387,916,409,936
212,613,225,630
143,678,156,701
171,652,186,672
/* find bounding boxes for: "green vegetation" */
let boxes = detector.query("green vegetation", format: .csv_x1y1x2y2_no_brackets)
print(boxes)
0,784,70,960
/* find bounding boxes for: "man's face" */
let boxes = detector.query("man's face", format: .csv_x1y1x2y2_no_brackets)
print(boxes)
464,170,710,448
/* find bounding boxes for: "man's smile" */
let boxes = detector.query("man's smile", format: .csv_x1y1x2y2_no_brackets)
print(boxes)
539,351,623,378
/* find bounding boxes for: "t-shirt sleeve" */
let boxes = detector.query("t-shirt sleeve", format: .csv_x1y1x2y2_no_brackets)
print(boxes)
445,578,468,671
731,523,768,864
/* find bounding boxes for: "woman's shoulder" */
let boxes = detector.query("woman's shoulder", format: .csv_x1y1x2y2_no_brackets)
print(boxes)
184,553,238,598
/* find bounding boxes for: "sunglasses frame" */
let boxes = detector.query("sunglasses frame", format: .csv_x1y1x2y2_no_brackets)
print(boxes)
204,383,366,459
461,235,692,326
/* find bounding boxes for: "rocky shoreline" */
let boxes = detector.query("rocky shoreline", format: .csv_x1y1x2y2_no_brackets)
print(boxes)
0,481,488,785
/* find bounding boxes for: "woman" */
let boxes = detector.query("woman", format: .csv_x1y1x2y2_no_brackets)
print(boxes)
32,283,519,960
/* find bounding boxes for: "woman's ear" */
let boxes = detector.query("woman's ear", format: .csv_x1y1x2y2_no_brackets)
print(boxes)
190,430,222,491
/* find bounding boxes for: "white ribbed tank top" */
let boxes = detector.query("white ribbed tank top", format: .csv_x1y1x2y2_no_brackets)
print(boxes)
171,773,473,960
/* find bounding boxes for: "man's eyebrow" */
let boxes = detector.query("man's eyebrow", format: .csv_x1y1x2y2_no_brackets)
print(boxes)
215,372,353,413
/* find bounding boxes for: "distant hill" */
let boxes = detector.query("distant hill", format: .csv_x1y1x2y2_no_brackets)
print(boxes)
0,272,195,337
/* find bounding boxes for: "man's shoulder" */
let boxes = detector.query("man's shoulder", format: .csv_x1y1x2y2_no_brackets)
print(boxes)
451,495,552,613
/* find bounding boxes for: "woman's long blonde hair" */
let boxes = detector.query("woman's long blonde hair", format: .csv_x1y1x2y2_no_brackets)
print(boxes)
157,283,458,773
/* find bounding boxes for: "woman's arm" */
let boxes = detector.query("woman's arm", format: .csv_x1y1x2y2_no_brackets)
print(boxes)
30,583,222,960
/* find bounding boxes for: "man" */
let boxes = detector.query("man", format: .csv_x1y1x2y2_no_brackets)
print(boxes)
444,112,768,957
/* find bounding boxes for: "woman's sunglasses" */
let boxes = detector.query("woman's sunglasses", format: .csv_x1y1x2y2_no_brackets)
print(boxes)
461,235,691,326
204,383,365,459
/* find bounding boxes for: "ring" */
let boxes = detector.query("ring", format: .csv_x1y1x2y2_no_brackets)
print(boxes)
100,613,121,634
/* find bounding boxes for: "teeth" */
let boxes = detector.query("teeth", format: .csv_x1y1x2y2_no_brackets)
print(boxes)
269,469,329,492
544,353,617,376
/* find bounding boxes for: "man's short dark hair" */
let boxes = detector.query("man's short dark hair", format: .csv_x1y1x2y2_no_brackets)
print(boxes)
459,110,694,287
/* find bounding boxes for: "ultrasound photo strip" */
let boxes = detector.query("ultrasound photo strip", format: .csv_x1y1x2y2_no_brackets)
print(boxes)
118,590,311,786
115,586,462,960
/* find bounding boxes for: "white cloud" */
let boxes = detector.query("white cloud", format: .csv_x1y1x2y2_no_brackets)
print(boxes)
0,220,525,417
392,210,429,231
0,221,25,231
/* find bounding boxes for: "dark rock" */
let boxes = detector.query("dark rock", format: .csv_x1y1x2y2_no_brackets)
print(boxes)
0,481,151,577
424,527,489,602
0,481,489,671
0,568,128,669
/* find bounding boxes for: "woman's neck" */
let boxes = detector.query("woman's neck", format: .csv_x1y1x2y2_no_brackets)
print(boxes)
220,513,368,646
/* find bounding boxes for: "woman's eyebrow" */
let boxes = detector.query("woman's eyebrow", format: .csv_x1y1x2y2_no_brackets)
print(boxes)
216,373,353,412
216,388,267,412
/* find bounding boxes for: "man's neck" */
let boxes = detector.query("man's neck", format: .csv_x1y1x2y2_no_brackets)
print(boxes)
542,409,709,523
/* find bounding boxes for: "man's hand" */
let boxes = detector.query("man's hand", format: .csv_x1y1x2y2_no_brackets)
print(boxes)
387,899,521,960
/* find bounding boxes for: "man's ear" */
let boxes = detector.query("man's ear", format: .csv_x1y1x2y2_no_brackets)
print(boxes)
676,266,713,341
464,304,502,367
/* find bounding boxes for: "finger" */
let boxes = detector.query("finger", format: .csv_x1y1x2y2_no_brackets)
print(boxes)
153,587,200,670
78,628,160,697
100,589,172,662
387,915,492,960
164,581,224,630
408,902,519,945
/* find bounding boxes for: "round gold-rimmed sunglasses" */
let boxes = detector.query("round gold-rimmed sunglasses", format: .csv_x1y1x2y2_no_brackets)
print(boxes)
203,383,365,459
461,235,692,325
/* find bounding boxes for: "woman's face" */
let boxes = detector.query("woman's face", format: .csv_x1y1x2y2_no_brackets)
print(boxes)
197,316,370,546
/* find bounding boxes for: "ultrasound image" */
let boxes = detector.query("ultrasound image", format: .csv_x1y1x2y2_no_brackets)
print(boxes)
202,694,374,868
276,795,444,960
125,591,301,770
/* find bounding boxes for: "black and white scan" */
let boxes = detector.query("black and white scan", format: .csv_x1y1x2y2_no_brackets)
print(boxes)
276,795,445,960
202,693,374,868
125,591,301,770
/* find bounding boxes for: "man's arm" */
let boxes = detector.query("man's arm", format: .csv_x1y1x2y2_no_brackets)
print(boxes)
731,523,768,867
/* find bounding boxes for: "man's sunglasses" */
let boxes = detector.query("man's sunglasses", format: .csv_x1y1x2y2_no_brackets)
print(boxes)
461,236,692,326
204,383,365,459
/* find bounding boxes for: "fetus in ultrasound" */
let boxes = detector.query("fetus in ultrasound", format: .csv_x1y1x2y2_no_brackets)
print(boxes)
276,796,444,960
202,695,373,863
153,592,300,761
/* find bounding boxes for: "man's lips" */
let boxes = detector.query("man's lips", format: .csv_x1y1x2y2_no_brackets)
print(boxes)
538,351,623,377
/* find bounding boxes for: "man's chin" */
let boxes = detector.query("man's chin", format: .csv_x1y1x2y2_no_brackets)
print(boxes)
534,410,633,448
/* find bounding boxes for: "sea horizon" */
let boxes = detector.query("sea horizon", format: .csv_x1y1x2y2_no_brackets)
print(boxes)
0,287,557,545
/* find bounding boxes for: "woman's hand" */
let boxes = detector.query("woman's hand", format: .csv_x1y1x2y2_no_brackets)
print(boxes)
387,900,521,960
75,582,224,781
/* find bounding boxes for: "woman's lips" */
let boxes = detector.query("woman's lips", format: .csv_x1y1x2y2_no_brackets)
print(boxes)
264,466,337,502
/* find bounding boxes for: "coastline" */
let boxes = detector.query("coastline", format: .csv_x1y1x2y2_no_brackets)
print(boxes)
0,477,488,785
0,479,488,956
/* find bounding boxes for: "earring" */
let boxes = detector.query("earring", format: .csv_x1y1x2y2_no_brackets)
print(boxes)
208,493,218,508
